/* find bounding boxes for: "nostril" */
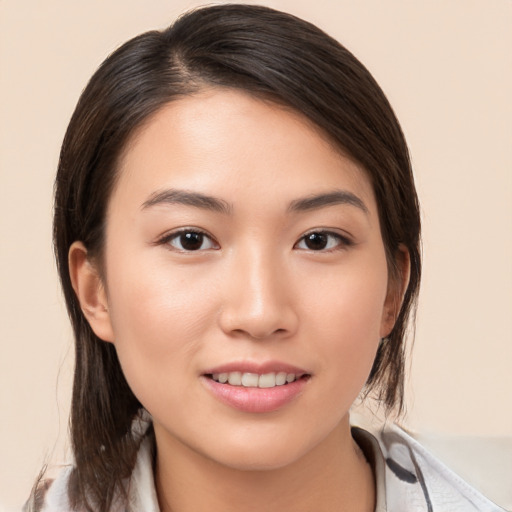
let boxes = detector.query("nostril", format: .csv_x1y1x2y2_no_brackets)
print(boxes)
217,300,299,340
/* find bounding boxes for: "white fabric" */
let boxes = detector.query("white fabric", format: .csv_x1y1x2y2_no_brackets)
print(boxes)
353,424,506,512
29,418,506,511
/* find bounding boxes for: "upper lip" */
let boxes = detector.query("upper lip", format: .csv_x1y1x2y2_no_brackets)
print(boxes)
202,361,310,377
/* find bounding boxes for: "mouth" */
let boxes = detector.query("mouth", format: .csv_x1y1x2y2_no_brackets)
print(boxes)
201,364,311,413
205,371,309,388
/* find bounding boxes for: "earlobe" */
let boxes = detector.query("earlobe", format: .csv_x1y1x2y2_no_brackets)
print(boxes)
68,241,115,343
380,245,411,337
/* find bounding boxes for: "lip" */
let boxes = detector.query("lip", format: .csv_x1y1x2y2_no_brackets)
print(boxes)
202,361,309,377
201,360,311,413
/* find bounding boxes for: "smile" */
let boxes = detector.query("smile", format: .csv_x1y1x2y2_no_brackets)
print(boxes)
209,371,300,388
202,365,310,413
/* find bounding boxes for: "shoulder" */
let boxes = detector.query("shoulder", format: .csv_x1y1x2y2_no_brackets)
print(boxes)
23,466,74,512
23,434,158,512
355,423,507,512
23,412,157,512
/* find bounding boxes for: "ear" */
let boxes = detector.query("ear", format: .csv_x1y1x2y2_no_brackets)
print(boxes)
380,245,411,338
68,241,115,343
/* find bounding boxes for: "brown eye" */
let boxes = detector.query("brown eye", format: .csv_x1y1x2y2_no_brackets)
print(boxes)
295,231,350,251
304,232,329,250
166,230,217,251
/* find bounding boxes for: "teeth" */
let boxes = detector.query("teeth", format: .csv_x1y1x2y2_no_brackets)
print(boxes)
228,372,242,386
241,373,259,387
211,371,300,388
275,372,287,385
258,373,276,388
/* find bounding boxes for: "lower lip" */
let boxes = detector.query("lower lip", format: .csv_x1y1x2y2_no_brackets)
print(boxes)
201,376,309,413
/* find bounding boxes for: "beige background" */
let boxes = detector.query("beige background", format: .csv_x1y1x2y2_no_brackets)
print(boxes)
1,0,511,510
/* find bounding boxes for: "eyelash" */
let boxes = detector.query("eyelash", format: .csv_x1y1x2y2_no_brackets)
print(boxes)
156,229,353,252
156,228,219,252
294,229,354,253
294,230,353,252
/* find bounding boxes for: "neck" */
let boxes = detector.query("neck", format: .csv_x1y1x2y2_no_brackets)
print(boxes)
154,417,375,512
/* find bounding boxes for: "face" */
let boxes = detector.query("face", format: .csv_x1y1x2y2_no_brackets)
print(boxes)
78,88,398,470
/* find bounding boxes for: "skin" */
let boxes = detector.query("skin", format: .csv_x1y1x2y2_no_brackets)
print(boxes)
70,88,407,512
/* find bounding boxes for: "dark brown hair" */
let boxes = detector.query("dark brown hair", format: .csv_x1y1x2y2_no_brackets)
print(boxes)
50,4,420,511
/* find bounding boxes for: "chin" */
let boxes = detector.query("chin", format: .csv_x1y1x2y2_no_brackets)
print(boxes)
198,427,323,472
209,444,305,472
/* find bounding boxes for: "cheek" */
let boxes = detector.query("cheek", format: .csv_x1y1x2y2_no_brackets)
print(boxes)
311,257,388,339
103,255,218,405
108,243,218,330
308,259,388,388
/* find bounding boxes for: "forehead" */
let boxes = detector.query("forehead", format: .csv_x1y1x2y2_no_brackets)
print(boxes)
112,88,376,215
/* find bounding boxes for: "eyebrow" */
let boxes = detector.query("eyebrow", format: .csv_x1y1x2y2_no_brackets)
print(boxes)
141,189,232,214
287,190,369,214
141,188,368,215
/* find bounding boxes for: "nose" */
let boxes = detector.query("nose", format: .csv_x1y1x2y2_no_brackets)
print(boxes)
218,249,298,340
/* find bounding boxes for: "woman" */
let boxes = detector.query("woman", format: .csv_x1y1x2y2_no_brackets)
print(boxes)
25,4,504,512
